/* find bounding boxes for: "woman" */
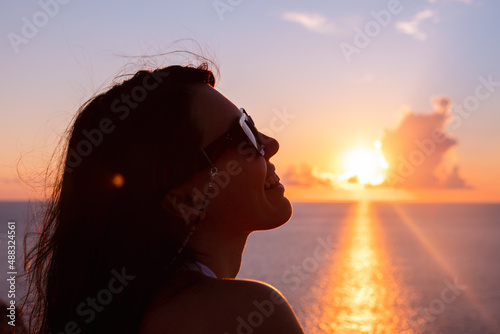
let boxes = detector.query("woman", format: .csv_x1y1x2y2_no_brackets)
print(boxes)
24,63,305,333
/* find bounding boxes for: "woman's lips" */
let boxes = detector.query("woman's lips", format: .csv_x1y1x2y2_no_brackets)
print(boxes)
264,171,281,189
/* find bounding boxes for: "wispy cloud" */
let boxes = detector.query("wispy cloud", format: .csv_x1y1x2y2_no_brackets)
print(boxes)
428,0,472,3
395,9,438,41
1,177,21,185
281,11,340,35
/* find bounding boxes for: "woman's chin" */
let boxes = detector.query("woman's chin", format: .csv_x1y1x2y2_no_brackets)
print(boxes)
259,194,293,231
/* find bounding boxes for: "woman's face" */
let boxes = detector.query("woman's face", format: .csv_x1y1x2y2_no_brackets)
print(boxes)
184,84,292,234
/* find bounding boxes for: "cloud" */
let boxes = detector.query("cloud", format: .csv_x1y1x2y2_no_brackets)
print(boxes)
444,166,468,188
428,0,472,3
380,96,470,189
1,177,21,185
281,11,340,35
282,164,335,187
395,9,438,40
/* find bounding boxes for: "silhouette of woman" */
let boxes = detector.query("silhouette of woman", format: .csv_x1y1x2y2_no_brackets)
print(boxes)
24,64,305,333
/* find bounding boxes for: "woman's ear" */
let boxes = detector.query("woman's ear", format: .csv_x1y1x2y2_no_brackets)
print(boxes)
161,190,206,225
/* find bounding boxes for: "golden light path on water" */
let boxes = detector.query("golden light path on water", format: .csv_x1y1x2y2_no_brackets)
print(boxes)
311,201,415,334
391,204,498,331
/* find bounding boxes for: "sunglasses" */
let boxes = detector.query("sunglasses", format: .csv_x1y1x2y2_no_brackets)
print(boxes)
196,108,265,171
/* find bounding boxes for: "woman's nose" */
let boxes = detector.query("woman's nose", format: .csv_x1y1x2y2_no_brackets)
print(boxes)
259,133,279,160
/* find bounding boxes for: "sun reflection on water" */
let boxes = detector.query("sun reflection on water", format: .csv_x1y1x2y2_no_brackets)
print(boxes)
313,201,414,334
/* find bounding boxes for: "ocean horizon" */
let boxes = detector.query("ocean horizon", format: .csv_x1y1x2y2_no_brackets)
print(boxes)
1,201,499,333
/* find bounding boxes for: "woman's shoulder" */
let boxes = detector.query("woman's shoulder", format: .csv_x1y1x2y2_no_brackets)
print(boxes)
140,273,305,334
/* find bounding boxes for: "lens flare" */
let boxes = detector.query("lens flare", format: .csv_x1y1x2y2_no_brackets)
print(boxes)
112,173,125,188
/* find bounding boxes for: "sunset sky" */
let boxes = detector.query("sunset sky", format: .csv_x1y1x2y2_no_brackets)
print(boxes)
1,0,499,202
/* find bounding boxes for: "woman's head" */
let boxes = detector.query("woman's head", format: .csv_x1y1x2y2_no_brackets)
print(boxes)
25,63,291,333
166,83,292,235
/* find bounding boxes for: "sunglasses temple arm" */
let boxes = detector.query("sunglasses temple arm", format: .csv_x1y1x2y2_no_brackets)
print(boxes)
201,148,214,168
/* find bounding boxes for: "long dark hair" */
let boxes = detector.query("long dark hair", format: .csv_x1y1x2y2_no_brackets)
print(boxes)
24,64,216,333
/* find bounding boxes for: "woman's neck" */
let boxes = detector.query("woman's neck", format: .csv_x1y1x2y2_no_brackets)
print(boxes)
189,228,250,279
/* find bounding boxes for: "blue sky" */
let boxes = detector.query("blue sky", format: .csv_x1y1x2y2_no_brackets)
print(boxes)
1,0,499,200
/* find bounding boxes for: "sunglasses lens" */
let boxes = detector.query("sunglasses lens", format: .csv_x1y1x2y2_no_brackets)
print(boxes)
245,122,265,156
239,108,264,155
242,121,258,150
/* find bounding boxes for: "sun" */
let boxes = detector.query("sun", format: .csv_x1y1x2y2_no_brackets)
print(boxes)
339,141,389,185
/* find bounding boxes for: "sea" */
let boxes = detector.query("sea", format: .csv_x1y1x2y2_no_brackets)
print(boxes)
1,201,500,333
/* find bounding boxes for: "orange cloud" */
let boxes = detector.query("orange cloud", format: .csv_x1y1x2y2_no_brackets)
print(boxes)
380,96,470,189
282,164,334,187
